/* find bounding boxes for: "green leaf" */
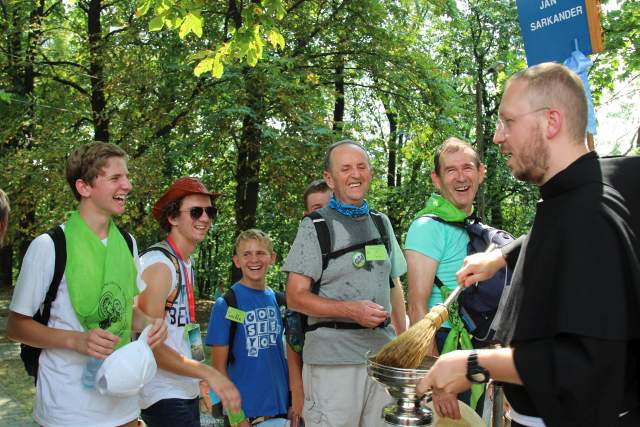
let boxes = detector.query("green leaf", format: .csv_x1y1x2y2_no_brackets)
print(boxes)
194,57,213,76
266,29,285,50
135,0,152,17
149,15,165,31
179,12,203,39
211,61,224,78
165,15,183,30
0,90,11,104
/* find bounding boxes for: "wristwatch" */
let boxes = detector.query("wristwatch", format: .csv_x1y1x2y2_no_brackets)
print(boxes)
466,350,490,384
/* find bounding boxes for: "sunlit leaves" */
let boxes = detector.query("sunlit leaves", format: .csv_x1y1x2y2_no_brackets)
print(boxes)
179,12,203,39
266,29,285,50
136,0,287,78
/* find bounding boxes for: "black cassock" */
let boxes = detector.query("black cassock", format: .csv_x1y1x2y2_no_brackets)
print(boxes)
499,152,640,426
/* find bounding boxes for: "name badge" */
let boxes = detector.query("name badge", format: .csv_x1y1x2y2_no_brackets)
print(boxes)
225,306,246,324
184,323,205,362
365,244,388,261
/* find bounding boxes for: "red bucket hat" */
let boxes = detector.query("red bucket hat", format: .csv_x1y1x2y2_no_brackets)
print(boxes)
152,177,221,223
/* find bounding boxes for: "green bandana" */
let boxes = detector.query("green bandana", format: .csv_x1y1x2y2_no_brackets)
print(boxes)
414,193,470,222
439,287,484,410
64,211,138,349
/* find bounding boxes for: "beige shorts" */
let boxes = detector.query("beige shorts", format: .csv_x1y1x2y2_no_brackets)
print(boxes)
302,363,392,427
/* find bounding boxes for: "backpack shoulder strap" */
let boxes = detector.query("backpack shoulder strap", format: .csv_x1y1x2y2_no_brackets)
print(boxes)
274,290,286,308
306,211,331,296
465,219,515,250
38,226,66,324
116,226,134,255
140,243,182,310
306,211,331,271
369,209,390,254
222,288,238,365
415,216,458,291
419,213,467,229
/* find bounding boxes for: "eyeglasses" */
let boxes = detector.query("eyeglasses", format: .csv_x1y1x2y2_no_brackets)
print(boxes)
496,107,549,134
181,206,217,220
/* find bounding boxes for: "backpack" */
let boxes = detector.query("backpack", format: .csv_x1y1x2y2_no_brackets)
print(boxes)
139,241,185,312
20,225,134,381
425,215,514,344
285,209,393,354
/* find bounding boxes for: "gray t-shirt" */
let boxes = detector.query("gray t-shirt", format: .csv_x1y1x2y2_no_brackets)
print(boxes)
282,207,407,365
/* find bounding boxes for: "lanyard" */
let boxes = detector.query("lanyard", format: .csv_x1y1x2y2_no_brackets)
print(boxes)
165,236,195,323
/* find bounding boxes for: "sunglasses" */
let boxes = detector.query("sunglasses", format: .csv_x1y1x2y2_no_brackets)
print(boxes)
181,206,217,220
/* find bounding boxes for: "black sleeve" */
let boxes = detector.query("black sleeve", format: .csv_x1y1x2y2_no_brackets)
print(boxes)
501,235,525,269
513,335,630,427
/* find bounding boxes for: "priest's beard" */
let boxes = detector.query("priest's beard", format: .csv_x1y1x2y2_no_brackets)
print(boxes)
514,125,549,185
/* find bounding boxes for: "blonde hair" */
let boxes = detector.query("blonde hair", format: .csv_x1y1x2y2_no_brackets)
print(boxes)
508,63,587,143
234,229,274,254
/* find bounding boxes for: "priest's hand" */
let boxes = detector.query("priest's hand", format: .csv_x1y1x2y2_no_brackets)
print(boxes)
431,390,462,420
456,250,506,287
417,350,471,396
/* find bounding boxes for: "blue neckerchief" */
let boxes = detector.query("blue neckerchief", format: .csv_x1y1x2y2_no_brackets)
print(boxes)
328,193,370,217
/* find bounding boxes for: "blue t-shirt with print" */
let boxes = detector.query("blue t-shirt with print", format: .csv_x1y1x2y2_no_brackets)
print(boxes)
205,282,289,418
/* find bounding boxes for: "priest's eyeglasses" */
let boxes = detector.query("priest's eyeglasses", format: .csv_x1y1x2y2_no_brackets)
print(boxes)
496,107,550,135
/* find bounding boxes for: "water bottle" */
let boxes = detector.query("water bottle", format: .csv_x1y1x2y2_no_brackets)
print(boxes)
209,389,224,418
82,357,103,389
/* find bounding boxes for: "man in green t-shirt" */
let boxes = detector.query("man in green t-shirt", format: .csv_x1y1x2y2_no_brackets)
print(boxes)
405,137,486,420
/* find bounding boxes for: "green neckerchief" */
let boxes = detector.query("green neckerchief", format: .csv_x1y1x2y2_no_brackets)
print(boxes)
439,286,484,410
414,193,471,222
64,211,137,349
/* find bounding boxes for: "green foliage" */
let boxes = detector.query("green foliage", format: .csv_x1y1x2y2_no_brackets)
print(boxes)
1,0,635,296
138,0,286,77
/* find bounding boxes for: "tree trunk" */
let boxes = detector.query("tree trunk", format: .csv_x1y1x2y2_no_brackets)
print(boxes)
2,1,44,286
386,111,397,188
332,59,344,132
232,68,265,282
409,159,422,186
474,59,487,220
87,0,109,142
0,246,13,288
396,132,404,187
489,200,504,231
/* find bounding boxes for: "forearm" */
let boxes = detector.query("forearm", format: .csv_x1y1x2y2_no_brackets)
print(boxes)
407,300,427,326
390,282,407,334
405,250,436,325
210,346,229,378
287,288,357,319
6,311,85,353
287,345,303,394
153,343,215,380
132,306,153,333
478,347,522,385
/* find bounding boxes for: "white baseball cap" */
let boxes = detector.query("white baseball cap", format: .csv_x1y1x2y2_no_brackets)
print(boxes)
95,325,158,397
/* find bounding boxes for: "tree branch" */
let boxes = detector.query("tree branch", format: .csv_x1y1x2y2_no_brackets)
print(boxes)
34,72,89,96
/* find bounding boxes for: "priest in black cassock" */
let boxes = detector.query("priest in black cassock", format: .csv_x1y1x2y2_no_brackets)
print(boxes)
417,62,640,427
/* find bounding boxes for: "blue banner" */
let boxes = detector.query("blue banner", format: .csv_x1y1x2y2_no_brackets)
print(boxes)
516,0,593,66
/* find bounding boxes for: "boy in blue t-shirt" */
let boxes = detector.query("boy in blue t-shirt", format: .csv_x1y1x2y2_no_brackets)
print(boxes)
206,229,290,427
